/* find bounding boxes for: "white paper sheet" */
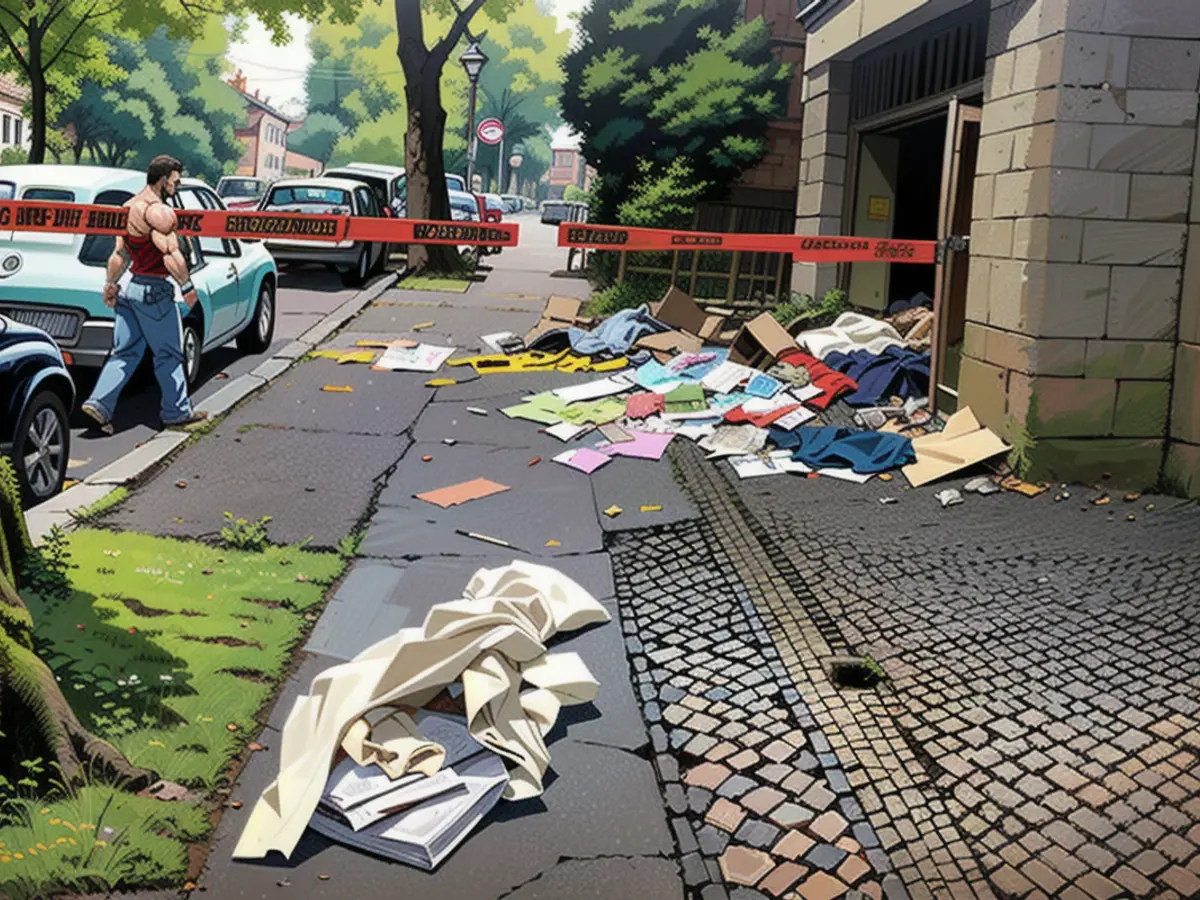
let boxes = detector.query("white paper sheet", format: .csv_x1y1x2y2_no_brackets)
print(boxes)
773,406,817,430
728,451,812,479
701,361,755,394
376,343,456,372
818,467,874,483
742,392,798,414
793,384,825,404
544,422,590,442
700,424,769,458
480,332,519,352
552,376,633,403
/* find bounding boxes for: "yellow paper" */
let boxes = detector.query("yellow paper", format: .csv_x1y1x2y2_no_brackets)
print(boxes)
337,350,378,364
640,505,663,512
321,385,354,393
310,349,343,360
425,378,457,387
412,321,435,330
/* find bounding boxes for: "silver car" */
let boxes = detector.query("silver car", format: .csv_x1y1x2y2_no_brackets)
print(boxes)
259,177,388,286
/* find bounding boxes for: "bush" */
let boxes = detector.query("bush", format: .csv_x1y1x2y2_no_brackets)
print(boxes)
563,184,590,203
219,512,272,552
773,289,850,330
0,147,28,165
585,279,664,318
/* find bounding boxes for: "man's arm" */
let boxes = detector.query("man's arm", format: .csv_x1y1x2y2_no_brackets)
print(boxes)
102,237,131,307
146,204,198,307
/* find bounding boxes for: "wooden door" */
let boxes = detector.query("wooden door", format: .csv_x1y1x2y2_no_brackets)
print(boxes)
930,97,982,414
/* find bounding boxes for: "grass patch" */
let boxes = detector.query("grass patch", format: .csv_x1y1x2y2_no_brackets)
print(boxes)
67,488,128,524
397,274,472,293
2,527,345,896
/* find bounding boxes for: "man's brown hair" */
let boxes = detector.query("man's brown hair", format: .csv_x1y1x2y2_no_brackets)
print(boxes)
147,154,184,185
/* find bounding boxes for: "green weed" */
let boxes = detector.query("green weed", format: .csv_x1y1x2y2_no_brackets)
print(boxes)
219,512,273,552
67,488,128,525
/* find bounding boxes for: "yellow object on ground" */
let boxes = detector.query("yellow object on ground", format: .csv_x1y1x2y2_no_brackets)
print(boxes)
336,350,378,365
603,505,623,517
412,322,435,331
321,385,354,393
448,349,629,375
425,378,457,387
640,505,663,513
232,561,609,860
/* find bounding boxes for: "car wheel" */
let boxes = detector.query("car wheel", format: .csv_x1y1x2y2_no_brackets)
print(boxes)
237,279,276,354
13,390,70,506
341,246,370,287
182,319,202,389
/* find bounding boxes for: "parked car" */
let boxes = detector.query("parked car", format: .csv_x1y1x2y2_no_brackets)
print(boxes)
216,176,268,210
482,194,505,223
446,173,468,193
499,194,523,213
540,200,589,226
326,163,406,217
0,165,279,390
258,177,388,287
449,188,486,267
1,314,75,504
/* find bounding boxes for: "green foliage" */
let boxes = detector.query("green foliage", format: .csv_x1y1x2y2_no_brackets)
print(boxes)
0,147,27,165
0,455,30,582
66,489,128,525
55,23,247,181
0,781,209,899
613,158,708,229
19,526,74,600
561,0,790,223
562,184,589,203
772,289,850,330
337,530,364,559
22,529,343,790
584,279,662,318
219,512,273,552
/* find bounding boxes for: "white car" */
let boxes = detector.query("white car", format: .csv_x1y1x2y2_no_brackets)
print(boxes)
258,177,389,286
0,165,279,387
326,163,406,217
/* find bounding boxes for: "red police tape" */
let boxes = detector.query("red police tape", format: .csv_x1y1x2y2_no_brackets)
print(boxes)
557,222,937,263
0,199,520,247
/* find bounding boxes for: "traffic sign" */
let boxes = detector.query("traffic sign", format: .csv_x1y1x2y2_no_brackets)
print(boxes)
477,118,504,145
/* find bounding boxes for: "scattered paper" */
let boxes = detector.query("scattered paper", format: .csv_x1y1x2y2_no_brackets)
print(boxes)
729,451,812,479
358,338,419,349
552,376,634,403
553,448,612,475
1001,476,1049,497
376,343,456,373
700,425,769,458
626,392,666,420
664,383,706,413
502,392,568,425
337,350,378,365
544,422,591,442
467,407,488,416
792,384,825,404
746,373,783,398
598,423,634,443
415,478,510,509
599,430,674,461
817,468,874,484
935,489,964,508
701,361,755,394
773,406,817,430
481,332,519,352
632,360,683,392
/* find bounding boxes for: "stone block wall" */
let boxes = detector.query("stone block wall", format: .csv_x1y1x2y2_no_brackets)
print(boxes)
959,0,1200,491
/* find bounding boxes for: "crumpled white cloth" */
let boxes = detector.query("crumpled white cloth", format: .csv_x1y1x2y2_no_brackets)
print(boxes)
232,560,610,860
796,311,905,360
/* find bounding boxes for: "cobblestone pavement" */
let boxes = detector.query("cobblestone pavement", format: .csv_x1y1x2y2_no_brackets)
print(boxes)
628,441,1200,900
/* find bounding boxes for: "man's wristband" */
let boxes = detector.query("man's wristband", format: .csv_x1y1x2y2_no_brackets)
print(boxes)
180,280,195,294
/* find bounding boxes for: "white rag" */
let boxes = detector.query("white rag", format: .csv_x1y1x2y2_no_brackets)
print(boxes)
796,311,906,360
232,560,610,860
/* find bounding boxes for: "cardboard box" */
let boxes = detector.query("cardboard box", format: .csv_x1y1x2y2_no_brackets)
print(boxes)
651,287,728,342
727,313,797,368
902,408,1009,488
634,329,704,355
525,295,589,343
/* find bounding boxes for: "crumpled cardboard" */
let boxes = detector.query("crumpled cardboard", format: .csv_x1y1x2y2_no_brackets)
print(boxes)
650,287,728,342
524,296,594,344
728,313,798,368
902,408,1009,488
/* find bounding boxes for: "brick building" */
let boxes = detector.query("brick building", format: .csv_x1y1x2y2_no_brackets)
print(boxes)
791,0,1200,494
227,70,294,182
547,136,589,199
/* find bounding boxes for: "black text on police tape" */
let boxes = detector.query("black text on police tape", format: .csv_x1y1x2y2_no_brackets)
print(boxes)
565,226,628,246
412,223,508,243
225,215,340,237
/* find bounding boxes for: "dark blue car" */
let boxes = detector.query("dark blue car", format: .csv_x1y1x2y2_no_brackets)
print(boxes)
1,313,75,505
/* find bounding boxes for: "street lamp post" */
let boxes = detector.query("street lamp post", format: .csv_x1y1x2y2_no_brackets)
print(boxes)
459,39,488,190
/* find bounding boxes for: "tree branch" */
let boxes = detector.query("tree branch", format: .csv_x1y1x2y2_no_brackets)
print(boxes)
431,0,489,69
43,0,121,73
0,21,29,75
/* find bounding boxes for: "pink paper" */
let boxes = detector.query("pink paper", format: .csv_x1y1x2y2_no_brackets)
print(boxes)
600,430,674,461
626,392,665,420
553,447,612,474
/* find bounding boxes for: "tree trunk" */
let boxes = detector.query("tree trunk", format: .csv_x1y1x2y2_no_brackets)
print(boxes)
0,461,154,790
26,36,46,164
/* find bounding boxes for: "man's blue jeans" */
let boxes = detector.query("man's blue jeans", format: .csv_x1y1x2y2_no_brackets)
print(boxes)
85,276,192,425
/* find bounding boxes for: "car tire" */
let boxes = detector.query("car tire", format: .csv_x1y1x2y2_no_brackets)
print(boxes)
341,246,370,287
182,319,203,389
237,279,276,354
12,389,70,506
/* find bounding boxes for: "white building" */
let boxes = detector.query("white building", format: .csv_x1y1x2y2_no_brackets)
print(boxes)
0,76,31,155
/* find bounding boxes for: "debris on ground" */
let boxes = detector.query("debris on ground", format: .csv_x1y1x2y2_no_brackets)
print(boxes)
374,343,456,372
603,504,623,517
640,504,663,512
1001,476,1050,497
963,476,1001,495
934,489,964,508
416,478,511,509
453,529,525,551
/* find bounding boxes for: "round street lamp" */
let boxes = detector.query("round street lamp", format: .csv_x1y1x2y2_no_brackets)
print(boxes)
460,39,489,188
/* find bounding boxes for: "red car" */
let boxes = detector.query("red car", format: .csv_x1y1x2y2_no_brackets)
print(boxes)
481,193,505,223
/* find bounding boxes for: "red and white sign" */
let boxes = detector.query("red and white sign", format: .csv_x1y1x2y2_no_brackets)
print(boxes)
477,118,504,146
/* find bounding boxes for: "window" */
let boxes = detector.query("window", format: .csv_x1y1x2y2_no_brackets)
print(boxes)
23,188,75,202
264,186,351,213
0,182,14,200
78,189,134,267
15,120,21,145
355,186,381,217
2,115,8,144
217,178,264,200
554,151,573,168
181,187,239,258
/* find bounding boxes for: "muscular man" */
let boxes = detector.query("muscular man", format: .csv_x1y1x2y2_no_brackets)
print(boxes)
81,154,209,433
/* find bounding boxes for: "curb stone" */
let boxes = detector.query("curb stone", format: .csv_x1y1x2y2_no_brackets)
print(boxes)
22,271,398,543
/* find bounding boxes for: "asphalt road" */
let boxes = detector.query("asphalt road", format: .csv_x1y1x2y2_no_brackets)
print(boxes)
63,266,386,484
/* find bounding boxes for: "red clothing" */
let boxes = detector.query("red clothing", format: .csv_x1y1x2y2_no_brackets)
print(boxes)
775,348,857,410
127,233,170,278
724,404,803,428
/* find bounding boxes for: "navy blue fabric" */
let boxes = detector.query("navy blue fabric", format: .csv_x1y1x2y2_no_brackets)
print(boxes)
823,345,930,407
769,425,915,474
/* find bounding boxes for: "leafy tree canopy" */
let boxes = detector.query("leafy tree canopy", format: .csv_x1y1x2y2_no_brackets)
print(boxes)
560,0,789,223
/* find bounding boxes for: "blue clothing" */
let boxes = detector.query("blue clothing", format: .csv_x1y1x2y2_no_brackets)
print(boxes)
568,305,668,356
86,275,192,425
769,425,915,474
823,346,930,407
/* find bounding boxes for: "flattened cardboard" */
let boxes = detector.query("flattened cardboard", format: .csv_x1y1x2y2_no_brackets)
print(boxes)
651,287,727,342
728,313,797,368
902,408,1009,488
634,329,703,355
525,295,589,343
415,477,511,508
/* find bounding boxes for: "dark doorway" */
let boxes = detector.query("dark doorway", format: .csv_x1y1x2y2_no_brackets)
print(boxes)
887,114,945,309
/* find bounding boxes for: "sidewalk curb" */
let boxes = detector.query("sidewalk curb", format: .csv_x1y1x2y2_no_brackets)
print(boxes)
23,272,398,543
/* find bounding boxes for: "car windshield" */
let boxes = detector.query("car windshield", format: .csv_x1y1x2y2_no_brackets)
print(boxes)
543,203,568,216
23,188,75,202
450,197,478,218
264,186,350,214
485,196,502,210
219,179,263,199
0,182,14,200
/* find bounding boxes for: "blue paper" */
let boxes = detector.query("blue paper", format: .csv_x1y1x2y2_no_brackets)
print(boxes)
746,374,782,399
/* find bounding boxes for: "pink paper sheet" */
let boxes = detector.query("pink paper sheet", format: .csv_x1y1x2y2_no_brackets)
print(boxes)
553,447,612,474
600,430,674,461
